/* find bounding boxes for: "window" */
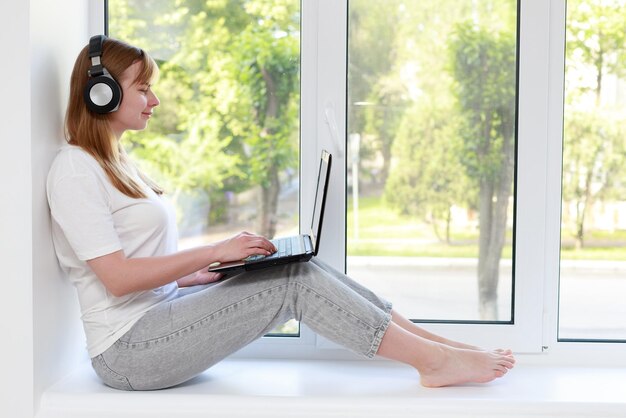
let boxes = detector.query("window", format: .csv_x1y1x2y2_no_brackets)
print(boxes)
346,0,518,323
98,0,624,359
108,0,302,336
559,0,626,342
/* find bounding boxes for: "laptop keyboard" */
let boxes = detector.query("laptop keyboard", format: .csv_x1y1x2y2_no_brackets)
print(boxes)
245,236,301,262
274,236,293,257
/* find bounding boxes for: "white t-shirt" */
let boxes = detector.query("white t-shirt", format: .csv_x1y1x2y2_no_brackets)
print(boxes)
47,144,179,358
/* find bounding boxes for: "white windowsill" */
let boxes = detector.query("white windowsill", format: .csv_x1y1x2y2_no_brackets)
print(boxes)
37,358,626,418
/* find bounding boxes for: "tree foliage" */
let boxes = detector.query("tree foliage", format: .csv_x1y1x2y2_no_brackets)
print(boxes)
108,0,626,312
371,1,516,319
348,0,406,184
384,98,468,244
110,0,300,237
563,110,626,248
448,22,517,320
563,0,626,248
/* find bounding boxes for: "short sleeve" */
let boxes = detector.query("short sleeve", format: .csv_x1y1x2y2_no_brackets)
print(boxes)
48,172,122,261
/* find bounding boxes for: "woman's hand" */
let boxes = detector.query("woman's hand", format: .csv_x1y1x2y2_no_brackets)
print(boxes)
213,231,277,263
177,268,223,287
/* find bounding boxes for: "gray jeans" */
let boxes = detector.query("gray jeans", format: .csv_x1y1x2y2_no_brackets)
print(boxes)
91,258,392,391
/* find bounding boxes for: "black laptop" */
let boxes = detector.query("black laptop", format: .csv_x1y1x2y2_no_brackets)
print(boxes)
208,150,332,274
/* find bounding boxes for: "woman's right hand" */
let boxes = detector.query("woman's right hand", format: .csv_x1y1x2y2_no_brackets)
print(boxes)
213,231,277,263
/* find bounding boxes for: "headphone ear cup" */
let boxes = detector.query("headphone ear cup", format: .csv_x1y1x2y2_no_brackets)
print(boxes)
84,74,122,114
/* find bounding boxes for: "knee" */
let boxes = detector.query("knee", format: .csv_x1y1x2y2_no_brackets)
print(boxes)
277,260,316,286
286,261,318,282
285,260,336,291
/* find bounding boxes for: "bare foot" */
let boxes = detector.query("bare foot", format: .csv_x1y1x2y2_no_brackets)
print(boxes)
440,339,482,351
419,344,516,388
438,338,513,357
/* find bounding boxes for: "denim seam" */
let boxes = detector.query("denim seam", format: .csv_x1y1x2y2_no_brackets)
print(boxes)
366,301,394,358
291,280,392,358
116,280,385,351
291,281,381,331
364,311,392,359
93,355,134,390
116,283,293,348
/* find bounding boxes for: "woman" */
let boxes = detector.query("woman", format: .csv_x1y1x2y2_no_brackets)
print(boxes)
47,36,515,391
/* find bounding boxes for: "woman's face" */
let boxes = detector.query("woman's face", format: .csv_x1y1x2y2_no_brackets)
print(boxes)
108,60,160,138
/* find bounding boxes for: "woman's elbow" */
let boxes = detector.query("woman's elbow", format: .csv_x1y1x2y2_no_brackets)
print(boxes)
98,276,132,298
87,253,133,297
107,286,129,298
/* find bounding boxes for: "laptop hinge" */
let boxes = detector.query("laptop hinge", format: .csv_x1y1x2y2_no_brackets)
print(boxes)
304,235,313,253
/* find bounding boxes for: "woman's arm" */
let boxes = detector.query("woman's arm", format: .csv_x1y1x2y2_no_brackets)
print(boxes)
87,231,276,297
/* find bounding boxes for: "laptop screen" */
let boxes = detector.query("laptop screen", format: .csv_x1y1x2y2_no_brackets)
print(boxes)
309,150,332,255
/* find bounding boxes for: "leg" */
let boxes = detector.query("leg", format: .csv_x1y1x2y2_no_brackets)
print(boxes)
311,258,392,313
389,309,512,354
390,309,479,349
92,259,513,390
311,259,516,383
376,322,515,387
92,261,392,390
312,258,511,354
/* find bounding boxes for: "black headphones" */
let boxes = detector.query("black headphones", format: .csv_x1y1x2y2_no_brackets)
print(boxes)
83,35,122,114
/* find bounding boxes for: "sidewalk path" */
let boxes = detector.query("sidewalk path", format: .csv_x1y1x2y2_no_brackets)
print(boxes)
346,256,626,341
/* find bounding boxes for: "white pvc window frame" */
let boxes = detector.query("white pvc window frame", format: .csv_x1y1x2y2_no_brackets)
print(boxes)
94,0,626,363
300,0,546,354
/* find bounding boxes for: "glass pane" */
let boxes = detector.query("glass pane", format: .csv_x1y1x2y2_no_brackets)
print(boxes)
559,0,626,341
109,0,301,336
347,0,518,322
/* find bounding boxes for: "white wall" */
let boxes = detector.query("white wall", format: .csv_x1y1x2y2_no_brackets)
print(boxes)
31,0,90,406
0,1,89,417
0,1,34,417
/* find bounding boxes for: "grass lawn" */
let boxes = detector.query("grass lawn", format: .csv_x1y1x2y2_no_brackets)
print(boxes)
347,195,626,261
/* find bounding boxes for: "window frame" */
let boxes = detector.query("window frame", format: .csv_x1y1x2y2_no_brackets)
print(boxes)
543,0,626,361
96,0,626,363
334,0,546,354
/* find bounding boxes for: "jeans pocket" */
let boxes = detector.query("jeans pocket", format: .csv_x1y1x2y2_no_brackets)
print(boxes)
91,355,134,391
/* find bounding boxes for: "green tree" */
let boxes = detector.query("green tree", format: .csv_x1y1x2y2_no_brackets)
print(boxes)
562,0,626,248
111,0,243,230
385,98,467,244
363,77,409,186
229,0,300,237
566,0,626,106
110,0,300,238
349,0,404,185
355,0,516,189
562,110,626,248
380,1,487,238
449,22,516,320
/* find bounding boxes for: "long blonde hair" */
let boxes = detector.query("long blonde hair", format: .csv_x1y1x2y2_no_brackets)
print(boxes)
65,37,162,198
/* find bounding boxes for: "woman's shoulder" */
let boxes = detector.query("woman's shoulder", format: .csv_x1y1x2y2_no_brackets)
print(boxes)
47,144,106,189
49,144,100,176
52,143,93,161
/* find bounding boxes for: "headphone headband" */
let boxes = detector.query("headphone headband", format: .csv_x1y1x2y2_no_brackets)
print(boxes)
84,35,122,114
88,35,106,58
87,35,106,77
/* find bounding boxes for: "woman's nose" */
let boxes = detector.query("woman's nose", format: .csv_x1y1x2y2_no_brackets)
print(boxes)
149,91,160,107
